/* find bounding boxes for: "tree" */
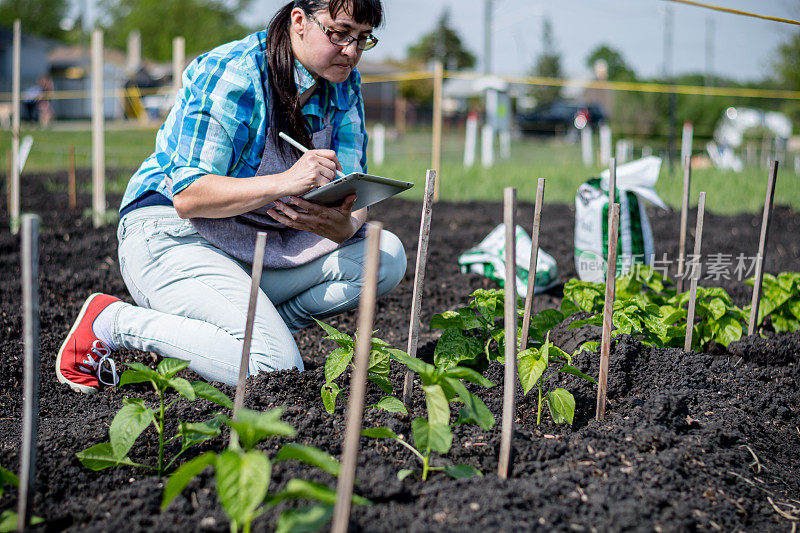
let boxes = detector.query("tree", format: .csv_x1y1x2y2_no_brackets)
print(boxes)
0,0,69,40
406,8,476,70
97,0,255,62
586,44,636,81
774,30,800,126
530,17,562,106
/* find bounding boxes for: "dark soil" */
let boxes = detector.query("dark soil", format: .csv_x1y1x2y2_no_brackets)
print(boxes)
1,170,799,532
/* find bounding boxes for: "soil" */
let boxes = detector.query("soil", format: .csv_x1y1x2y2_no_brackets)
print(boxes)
1,170,798,532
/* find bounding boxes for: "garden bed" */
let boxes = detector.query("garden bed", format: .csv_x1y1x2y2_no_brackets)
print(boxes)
1,171,798,532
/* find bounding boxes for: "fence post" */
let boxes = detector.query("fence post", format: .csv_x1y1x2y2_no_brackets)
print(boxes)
372,123,385,166
481,123,494,168
10,19,21,235
599,123,612,167
463,111,478,167
581,126,593,166
680,121,693,166
431,60,443,201
91,29,106,228
172,36,185,96
127,30,141,73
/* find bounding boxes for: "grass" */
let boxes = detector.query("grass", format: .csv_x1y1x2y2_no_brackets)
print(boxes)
1,124,797,215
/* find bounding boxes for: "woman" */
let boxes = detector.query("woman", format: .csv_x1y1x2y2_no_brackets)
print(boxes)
56,0,406,393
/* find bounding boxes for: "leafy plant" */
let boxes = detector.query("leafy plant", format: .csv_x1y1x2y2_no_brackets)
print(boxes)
315,319,406,415
163,408,368,533
362,349,494,481
746,272,800,333
0,465,44,532
76,358,233,476
517,333,597,425
668,287,748,349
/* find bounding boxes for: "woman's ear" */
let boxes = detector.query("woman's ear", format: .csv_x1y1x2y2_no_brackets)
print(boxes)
290,7,307,36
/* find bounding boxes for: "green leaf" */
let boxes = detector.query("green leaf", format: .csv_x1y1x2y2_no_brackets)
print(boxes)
321,382,340,415
161,452,216,510
411,418,452,455
76,442,147,471
422,385,450,426
118,369,155,387
157,358,190,378
444,464,483,479
546,389,576,425
226,408,296,451
447,378,495,430
713,315,743,347
575,341,599,354
367,349,390,376
275,505,334,533
368,374,393,394
441,366,495,388
372,396,408,414
529,308,566,335
168,377,196,401
558,365,597,384
178,416,224,449
215,450,270,526
0,511,42,532
788,299,800,321
271,479,368,506
361,426,398,439
430,310,465,330
433,329,483,370
387,349,432,375
397,469,414,481
518,350,547,395
109,401,155,458
325,346,353,383
191,381,234,409
709,298,727,321
274,444,341,477
0,466,19,490
314,319,354,349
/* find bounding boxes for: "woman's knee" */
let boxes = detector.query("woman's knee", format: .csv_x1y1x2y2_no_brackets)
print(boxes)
246,328,304,375
377,229,406,295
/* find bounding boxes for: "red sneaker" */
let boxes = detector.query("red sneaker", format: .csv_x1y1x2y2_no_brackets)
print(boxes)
56,293,121,394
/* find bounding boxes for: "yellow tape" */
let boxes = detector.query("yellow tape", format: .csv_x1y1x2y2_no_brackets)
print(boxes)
663,0,800,26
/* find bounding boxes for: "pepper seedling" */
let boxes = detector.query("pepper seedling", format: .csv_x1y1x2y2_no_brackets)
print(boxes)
745,272,800,333
0,465,44,531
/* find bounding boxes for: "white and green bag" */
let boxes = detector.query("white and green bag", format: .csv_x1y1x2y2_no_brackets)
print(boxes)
458,223,559,297
574,156,668,282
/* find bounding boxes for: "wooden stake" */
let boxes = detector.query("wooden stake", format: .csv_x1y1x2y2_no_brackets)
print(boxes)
519,178,545,349
684,192,706,352
68,146,77,209
230,232,267,446
595,203,620,422
91,29,106,228
331,223,383,533
676,155,692,294
498,188,517,480
6,149,11,211
10,19,21,234
607,157,616,205
18,214,40,531
402,171,436,405
431,60,444,202
748,161,778,336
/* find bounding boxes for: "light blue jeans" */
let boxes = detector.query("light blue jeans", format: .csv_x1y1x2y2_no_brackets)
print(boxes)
114,206,406,385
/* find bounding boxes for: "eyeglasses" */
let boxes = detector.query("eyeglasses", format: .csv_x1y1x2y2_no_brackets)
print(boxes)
308,13,378,51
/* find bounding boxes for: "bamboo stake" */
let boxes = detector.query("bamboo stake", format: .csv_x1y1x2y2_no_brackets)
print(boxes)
10,20,21,234
17,214,40,531
91,29,106,228
676,155,692,293
607,157,616,205
331,223,383,533
519,178,545,349
68,146,76,209
595,203,620,422
684,192,706,352
230,232,267,446
431,60,444,202
402,170,436,405
498,187,517,480
748,161,778,336
6,149,11,211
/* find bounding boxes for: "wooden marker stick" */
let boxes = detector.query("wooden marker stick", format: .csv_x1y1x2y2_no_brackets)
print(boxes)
431,61,444,202
607,157,617,206
230,232,267,446
331,223,383,533
596,203,620,423
498,188,517,480
748,161,778,336
402,170,436,405
68,146,76,209
684,193,706,352
676,155,692,293
520,178,545,349
18,214,41,531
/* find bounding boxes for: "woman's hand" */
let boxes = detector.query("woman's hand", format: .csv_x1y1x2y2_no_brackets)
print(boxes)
267,194,364,243
278,149,343,197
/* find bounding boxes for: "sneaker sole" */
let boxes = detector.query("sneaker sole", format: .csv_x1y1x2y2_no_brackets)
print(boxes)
56,293,105,394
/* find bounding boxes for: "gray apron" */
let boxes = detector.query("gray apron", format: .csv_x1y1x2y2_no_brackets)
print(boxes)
190,123,366,268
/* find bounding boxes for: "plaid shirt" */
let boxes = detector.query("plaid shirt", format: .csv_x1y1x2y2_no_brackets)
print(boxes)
121,30,368,211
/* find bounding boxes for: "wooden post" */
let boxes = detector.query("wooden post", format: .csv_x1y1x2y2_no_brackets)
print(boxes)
595,203,620,422
231,232,268,446
748,161,778,336
91,29,106,228
6,149,11,212
68,147,77,209
581,126,593,166
684,192,706,352
10,19,21,234
372,123,385,166
394,95,406,136
607,157,616,205
331,223,383,533
172,36,185,95
17,214,40,531
126,30,141,73
676,155,692,293
402,171,436,406
431,61,443,202
519,179,545,349
680,121,693,166
498,188,517,480
463,111,478,168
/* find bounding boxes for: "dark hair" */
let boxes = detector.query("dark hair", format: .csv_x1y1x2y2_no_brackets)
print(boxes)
266,0,383,158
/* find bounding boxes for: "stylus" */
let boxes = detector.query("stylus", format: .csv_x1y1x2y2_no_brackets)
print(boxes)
278,131,347,179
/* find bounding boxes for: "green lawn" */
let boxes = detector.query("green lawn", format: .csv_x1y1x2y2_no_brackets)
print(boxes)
2,124,796,214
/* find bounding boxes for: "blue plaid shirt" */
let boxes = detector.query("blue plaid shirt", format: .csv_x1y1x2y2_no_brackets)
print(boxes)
121,29,368,211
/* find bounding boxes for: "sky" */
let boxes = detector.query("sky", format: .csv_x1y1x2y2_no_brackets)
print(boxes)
78,0,800,82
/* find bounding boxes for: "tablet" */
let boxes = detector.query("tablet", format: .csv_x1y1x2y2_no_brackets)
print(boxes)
301,173,414,211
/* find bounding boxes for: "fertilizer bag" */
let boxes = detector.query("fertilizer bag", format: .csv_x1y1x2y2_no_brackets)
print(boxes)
574,156,668,282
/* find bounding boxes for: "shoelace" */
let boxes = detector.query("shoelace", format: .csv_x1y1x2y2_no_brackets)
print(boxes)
89,340,119,387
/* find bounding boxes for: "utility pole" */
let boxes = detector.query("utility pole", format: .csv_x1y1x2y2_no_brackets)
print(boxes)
483,0,493,75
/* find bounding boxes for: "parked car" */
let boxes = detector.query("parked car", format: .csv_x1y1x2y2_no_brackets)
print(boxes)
517,101,606,136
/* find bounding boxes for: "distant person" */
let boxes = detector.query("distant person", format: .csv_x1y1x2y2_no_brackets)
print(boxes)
21,83,42,122
55,0,405,393
36,76,54,127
